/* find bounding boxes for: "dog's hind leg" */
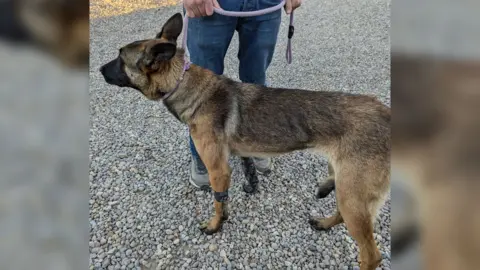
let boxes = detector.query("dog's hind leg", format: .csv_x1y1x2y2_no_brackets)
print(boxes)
311,162,342,229
241,157,259,193
316,162,336,198
336,165,387,270
311,161,388,270
309,210,343,230
341,204,381,270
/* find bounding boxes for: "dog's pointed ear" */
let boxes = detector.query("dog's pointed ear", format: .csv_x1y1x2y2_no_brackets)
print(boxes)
156,13,183,42
138,42,177,71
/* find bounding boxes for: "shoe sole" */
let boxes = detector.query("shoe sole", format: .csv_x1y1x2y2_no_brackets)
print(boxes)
255,162,274,175
189,175,210,190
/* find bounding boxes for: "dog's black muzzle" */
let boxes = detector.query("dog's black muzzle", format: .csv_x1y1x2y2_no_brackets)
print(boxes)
99,58,132,88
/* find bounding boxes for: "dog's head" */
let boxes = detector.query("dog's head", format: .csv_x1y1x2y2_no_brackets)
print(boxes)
100,13,184,100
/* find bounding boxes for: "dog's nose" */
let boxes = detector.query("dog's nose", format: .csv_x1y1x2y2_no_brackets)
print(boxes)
99,65,105,74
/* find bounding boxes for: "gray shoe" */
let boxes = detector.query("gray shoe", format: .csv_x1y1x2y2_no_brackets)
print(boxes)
252,157,273,175
189,156,210,189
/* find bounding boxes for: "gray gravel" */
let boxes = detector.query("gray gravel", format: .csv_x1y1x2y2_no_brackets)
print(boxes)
89,0,391,269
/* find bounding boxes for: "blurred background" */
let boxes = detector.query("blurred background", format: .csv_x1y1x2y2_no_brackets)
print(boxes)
0,0,88,269
0,0,479,269
391,0,480,269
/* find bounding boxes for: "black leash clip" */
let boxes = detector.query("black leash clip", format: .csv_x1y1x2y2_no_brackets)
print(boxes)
288,25,295,39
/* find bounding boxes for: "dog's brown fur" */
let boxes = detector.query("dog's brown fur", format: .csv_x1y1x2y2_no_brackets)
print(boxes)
100,13,391,270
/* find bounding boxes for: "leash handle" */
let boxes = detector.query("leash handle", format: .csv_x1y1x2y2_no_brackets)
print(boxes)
213,0,285,17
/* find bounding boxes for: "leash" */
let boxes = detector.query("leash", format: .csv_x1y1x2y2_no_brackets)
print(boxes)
165,1,294,101
181,0,295,64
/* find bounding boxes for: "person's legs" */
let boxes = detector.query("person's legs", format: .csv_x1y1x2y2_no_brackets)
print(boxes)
236,1,282,174
186,3,240,188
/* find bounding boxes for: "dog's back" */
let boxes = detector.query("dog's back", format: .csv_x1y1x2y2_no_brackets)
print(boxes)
221,80,390,161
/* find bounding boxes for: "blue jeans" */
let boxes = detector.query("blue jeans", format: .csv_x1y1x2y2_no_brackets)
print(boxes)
187,0,282,169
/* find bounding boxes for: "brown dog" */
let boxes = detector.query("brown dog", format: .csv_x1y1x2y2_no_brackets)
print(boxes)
100,13,391,270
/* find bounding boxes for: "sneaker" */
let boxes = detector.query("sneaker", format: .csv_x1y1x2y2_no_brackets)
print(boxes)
252,157,273,175
189,156,210,189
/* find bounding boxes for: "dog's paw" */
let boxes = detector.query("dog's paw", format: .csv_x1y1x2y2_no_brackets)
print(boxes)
243,183,257,194
199,218,223,235
199,221,209,230
199,222,222,235
308,217,328,231
315,177,335,199
316,187,333,199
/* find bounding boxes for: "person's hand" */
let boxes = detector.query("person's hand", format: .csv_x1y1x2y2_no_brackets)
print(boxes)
184,0,221,18
284,0,301,14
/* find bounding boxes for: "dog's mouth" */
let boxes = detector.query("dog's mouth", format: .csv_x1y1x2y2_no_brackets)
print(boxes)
100,58,133,88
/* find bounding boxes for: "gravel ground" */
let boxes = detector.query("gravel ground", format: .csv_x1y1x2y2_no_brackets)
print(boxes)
89,0,391,269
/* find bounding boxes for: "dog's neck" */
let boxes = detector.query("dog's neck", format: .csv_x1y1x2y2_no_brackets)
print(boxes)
162,62,190,101
161,50,221,124
151,49,187,97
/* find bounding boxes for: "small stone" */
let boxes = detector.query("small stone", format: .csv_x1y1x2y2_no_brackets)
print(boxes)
209,244,218,252
165,229,173,235
382,251,390,260
220,250,226,257
126,249,132,256
102,258,110,268
271,243,278,249
285,261,292,267
179,225,184,232
140,260,151,268
174,239,180,245
100,238,107,245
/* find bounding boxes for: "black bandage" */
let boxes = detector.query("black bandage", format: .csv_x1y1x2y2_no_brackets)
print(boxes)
214,190,229,202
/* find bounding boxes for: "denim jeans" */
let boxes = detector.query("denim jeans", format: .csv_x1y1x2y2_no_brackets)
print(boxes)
186,0,282,169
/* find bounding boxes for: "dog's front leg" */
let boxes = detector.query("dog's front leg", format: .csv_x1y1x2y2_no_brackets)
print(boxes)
191,130,231,235
201,169,231,234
